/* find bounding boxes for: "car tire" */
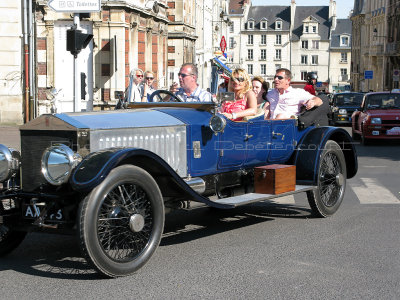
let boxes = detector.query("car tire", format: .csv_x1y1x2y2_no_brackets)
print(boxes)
78,165,164,277
0,201,26,256
307,140,346,218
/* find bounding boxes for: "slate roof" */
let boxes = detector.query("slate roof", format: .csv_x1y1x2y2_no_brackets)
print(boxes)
292,6,331,41
247,6,291,30
229,0,249,15
352,0,366,17
330,19,352,48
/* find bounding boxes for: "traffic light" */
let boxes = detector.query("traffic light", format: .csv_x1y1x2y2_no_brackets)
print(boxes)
80,72,87,100
67,28,93,56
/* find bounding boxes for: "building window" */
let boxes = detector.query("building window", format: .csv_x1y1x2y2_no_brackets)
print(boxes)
341,68,347,75
261,64,266,75
276,21,282,30
247,21,254,29
275,35,282,45
341,52,348,62
248,64,253,75
312,26,317,33
248,35,253,45
301,71,307,80
341,36,349,46
302,40,308,49
247,49,253,60
260,49,266,60
229,37,235,49
340,68,348,81
311,55,318,65
301,55,308,64
229,23,234,33
261,35,266,45
275,49,281,60
312,40,319,49
261,21,267,30
304,25,309,33
275,64,281,70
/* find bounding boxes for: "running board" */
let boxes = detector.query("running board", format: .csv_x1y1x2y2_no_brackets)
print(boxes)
210,185,317,208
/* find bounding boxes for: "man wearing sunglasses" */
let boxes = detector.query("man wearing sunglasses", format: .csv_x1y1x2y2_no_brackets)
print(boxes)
267,68,322,119
139,71,156,102
169,63,212,102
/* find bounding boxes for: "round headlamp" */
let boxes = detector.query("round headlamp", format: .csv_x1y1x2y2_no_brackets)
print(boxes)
41,144,81,185
0,144,21,182
338,108,347,114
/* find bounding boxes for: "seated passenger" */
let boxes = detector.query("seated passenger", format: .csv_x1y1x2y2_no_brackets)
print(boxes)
220,68,257,121
267,68,323,119
252,76,270,119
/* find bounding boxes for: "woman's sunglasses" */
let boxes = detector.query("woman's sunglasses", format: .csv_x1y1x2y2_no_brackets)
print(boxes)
146,77,154,80
231,76,245,83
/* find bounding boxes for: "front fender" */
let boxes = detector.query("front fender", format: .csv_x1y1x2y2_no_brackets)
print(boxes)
294,127,358,184
70,148,178,192
70,148,234,209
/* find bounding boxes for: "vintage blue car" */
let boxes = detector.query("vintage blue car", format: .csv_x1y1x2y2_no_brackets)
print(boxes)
0,93,357,277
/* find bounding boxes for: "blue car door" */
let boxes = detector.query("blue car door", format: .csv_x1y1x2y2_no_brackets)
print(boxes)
217,120,247,169
267,119,296,163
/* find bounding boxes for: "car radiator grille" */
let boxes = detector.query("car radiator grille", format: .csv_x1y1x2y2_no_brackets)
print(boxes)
382,120,400,125
20,130,77,192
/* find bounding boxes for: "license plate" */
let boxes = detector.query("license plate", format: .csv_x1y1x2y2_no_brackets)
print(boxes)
23,204,63,220
372,131,380,136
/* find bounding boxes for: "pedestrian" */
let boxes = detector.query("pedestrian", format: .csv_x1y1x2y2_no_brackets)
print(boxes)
128,68,144,102
267,68,323,119
139,71,156,102
169,63,212,102
304,72,318,96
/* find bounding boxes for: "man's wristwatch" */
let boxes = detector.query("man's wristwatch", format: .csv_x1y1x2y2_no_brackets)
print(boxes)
231,112,237,119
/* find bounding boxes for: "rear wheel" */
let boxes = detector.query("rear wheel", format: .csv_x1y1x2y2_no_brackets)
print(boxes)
79,165,164,277
307,140,346,217
0,199,26,256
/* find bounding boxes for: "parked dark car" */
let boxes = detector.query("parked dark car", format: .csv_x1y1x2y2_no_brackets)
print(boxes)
352,91,400,145
0,92,358,277
330,92,364,126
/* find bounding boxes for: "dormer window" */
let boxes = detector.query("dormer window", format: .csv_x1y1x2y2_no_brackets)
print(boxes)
312,25,317,33
304,25,309,33
260,20,267,30
247,20,254,30
340,35,350,46
276,21,282,30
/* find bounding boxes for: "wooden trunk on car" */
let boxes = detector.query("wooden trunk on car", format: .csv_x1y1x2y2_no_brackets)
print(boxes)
254,165,296,195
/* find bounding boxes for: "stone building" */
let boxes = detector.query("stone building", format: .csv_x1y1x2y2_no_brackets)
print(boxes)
329,19,352,92
34,0,169,115
0,1,24,124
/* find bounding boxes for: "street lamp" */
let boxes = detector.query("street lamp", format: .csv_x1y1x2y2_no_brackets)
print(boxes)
373,28,386,39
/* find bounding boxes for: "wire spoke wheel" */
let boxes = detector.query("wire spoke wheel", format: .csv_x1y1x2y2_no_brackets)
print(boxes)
79,165,164,277
307,140,346,217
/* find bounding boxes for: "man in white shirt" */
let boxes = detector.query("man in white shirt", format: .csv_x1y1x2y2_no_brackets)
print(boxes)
267,68,322,119
169,63,212,102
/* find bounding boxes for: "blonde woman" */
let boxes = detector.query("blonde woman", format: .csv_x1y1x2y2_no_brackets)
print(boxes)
221,68,257,121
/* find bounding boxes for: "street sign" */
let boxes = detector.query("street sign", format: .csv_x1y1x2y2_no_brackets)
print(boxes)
364,70,373,79
220,36,227,53
48,0,101,12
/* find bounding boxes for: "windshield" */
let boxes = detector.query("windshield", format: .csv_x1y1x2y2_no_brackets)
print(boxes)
366,94,400,109
335,94,364,106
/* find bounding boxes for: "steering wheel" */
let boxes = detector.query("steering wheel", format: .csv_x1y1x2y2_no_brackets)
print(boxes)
149,90,183,102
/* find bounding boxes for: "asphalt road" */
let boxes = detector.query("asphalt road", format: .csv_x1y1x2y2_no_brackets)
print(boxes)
1,127,400,299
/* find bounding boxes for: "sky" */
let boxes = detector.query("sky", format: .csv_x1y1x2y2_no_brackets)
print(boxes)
251,0,354,19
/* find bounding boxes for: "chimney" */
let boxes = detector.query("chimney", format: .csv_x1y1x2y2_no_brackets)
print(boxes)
330,0,337,29
290,0,296,32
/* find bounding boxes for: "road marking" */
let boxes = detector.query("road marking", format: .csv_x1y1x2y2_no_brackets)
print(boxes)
272,195,295,204
350,178,400,204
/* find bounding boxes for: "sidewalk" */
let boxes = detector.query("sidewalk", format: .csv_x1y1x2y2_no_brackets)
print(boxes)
0,125,21,150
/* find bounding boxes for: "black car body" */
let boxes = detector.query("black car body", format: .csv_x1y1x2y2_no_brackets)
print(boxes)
330,92,364,125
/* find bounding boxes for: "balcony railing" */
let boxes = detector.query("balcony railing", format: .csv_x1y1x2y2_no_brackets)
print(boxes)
339,74,349,82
